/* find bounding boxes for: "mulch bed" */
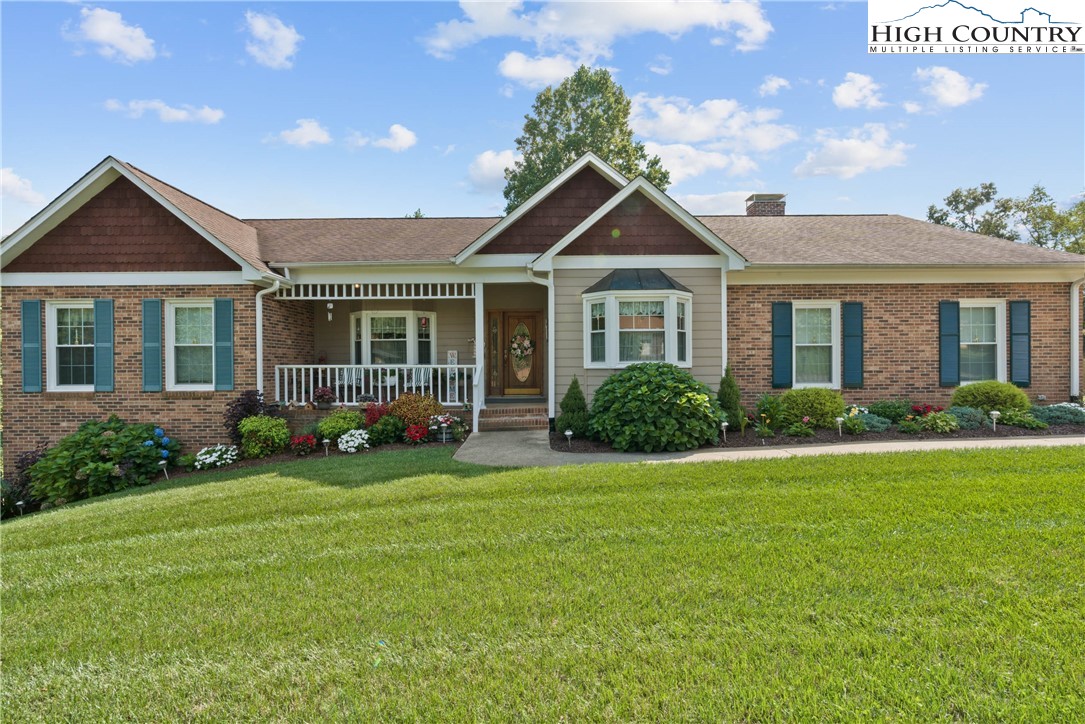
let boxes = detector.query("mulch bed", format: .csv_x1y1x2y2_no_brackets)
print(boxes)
550,424,1085,454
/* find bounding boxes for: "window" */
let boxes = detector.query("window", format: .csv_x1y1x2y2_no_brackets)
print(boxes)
46,302,94,391
167,302,215,389
792,301,840,388
959,300,1006,383
352,311,437,365
583,294,692,368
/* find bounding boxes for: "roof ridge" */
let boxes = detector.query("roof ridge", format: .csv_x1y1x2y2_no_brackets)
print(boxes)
246,216,502,221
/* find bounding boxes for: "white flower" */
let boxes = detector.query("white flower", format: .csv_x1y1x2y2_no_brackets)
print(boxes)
194,444,239,469
337,428,370,454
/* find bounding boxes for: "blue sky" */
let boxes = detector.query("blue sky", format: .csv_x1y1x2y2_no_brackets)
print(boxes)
2,1,1082,235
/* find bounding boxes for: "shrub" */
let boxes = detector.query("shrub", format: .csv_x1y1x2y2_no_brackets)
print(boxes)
368,415,407,446
338,428,370,453
717,365,743,428
947,406,985,430
842,416,866,435
316,410,364,443
950,381,1031,414
867,400,912,423
223,390,282,446
779,388,846,429
858,413,892,433
238,415,289,459
920,411,960,434
588,363,722,452
1,444,47,518
1031,403,1085,426
29,417,181,504
556,377,590,439
192,444,239,470
364,402,391,428
999,409,1048,430
897,417,922,434
290,434,318,456
404,424,430,444
784,418,815,437
389,393,445,426
755,394,786,431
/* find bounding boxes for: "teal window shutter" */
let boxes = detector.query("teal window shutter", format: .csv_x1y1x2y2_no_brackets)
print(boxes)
1009,300,1031,388
939,301,960,387
213,298,234,391
842,302,863,388
771,302,793,389
142,299,163,392
21,300,42,393
93,299,114,392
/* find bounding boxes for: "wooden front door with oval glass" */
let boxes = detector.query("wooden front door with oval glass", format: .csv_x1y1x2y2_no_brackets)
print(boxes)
487,310,542,396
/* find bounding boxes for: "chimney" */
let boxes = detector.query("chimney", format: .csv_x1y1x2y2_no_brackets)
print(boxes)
745,193,786,216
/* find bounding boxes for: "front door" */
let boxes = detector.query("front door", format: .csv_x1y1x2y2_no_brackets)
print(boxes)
487,310,542,396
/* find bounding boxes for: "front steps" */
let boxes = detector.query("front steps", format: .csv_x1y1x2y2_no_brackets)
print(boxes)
478,404,549,431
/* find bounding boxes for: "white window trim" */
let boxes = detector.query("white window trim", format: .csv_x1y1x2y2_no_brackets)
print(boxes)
351,311,438,365
582,291,693,369
45,300,95,392
958,298,1007,384
792,300,841,390
166,300,215,392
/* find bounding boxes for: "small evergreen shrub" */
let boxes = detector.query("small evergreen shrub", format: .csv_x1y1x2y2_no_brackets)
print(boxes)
755,394,786,431
1031,403,1085,425
238,415,290,459
717,366,743,428
588,363,722,452
947,406,985,430
388,393,445,426
868,400,912,423
555,376,590,439
920,411,960,434
223,390,283,445
858,413,892,432
999,409,1048,430
368,415,407,446
950,381,1031,413
779,388,846,428
316,410,364,443
364,402,391,428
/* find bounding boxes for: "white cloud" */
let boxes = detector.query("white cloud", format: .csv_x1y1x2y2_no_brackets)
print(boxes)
758,75,790,97
498,51,578,88
104,99,224,124
832,72,887,110
346,131,369,149
644,142,756,184
271,119,331,147
66,7,156,64
915,66,986,108
469,149,521,192
673,190,751,215
373,124,418,152
902,101,924,114
244,11,302,69
425,0,772,60
1,168,46,206
648,54,673,76
631,94,798,152
794,123,910,179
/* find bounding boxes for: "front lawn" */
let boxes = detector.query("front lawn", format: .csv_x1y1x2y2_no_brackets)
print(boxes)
3,446,1083,719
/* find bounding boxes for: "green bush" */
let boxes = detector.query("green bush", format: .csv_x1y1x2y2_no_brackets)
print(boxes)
238,415,290,459
898,418,922,434
947,406,985,430
868,399,912,423
755,394,785,431
784,420,815,437
920,411,960,434
316,410,364,443
1031,403,1085,425
779,388,846,429
555,376,590,439
589,363,722,452
717,365,743,428
999,409,1048,430
858,413,892,432
368,415,407,446
950,381,1030,413
843,416,866,435
29,417,181,504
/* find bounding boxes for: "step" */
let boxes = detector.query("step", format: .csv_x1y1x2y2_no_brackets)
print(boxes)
478,415,550,431
480,405,547,418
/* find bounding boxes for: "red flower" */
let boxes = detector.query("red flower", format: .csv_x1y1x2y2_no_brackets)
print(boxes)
365,402,390,427
404,424,430,444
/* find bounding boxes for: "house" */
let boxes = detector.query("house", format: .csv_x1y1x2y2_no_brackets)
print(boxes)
2,153,1082,467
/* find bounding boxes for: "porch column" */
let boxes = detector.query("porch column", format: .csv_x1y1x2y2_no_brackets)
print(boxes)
474,282,485,433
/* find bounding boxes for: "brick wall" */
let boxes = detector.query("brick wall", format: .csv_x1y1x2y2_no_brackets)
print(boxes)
727,281,1078,408
262,298,315,394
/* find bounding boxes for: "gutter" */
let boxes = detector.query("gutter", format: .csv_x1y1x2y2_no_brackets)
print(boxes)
1072,276,1084,400
526,267,556,422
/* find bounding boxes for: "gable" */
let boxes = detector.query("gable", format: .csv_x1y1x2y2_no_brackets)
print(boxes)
558,190,718,256
3,177,241,273
478,167,621,254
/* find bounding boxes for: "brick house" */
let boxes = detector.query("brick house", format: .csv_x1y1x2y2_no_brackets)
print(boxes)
3,153,1083,466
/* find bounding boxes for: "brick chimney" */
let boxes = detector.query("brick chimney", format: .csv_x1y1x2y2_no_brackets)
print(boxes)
745,193,786,216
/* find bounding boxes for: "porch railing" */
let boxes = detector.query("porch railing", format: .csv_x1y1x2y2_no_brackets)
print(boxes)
275,365,476,407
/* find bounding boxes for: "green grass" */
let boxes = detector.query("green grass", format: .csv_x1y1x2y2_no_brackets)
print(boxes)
3,446,1084,720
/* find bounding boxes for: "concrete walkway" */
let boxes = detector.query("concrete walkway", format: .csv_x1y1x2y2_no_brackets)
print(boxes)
453,429,1084,467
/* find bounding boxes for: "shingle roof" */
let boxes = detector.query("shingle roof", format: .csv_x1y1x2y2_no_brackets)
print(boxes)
583,269,693,294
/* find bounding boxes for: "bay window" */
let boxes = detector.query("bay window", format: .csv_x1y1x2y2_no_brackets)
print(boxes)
583,294,692,368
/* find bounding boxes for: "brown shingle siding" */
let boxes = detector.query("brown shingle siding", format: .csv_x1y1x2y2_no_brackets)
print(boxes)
559,192,716,256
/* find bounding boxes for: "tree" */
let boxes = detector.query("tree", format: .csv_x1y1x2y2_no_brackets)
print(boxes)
503,66,670,213
926,182,1016,241
404,208,425,218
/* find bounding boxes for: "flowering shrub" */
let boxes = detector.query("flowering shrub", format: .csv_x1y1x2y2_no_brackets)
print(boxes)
312,386,337,404
364,402,391,428
428,413,467,441
238,415,290,459
404,424,430,444
388,394,445,426
912,404,944,417
338,428,370,453
755,414,776,438
755,394,785,431
193,444,239,470
784,417,815,437
290,434,318,456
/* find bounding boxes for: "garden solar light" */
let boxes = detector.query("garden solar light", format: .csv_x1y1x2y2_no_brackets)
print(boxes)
158,459,169,480
323,438,331,456
720,420,728,444
989,410,1001,431
835,417,845,437
564,429,573,447
15,501,25,515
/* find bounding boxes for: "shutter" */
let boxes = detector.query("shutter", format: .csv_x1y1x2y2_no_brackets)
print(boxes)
939,301,960,387
842,302,864,388
213,298,234,391
21,300,42,393
771,302,793,389
142,299,163,392
1009,300,1031,388
93,299,114,392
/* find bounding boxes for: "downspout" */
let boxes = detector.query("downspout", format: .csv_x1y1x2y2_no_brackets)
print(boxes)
255,279,282,398
526,267,556,423
1072,276,1084,400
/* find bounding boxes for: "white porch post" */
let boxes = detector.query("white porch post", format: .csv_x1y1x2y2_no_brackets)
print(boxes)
721,267,728,375
474,282,485,433
547,271,556,421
